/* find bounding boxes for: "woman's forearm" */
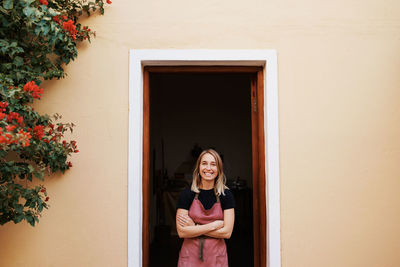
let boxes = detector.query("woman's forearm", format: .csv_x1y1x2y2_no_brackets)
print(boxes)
203,226,232,239
177,222,221,238
204,209,235,239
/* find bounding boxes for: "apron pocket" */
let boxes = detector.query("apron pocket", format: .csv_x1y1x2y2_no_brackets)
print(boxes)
178,256,191,267
216,255,227,267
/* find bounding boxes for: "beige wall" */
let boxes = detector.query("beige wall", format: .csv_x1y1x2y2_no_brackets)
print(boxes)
1,0,400,266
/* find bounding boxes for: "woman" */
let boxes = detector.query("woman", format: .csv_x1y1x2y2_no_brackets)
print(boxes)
176,149,235,267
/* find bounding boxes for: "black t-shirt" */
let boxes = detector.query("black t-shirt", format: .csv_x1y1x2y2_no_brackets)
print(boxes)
176,187,235,211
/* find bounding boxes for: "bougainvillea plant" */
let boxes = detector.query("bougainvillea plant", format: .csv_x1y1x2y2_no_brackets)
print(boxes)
0,0,110,226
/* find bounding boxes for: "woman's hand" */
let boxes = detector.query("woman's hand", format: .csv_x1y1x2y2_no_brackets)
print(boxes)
204,209,235,239
210,220,224,230
177,213,195,227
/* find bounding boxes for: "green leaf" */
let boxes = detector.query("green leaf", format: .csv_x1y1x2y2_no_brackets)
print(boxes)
33,171,44,181
47,8,58,17
14,214,24,223
23,6,35,17
13,56,24,67
42,24,50,35
28,165,35,173
15,204,23,213
0,5,9,13
3,0,13,10
25,215,35,226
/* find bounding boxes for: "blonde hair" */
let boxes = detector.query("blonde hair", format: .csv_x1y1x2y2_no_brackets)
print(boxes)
191,149,228,196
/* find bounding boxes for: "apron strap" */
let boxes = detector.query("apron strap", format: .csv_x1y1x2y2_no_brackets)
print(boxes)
199,237,205,261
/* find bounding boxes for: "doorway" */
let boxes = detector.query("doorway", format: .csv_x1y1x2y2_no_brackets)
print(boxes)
142,66,266,267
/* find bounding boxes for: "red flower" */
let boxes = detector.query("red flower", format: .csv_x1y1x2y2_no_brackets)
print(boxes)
18,129,32,147
24,81,43,99
57,125,63,131
6,112,23,125
62,20,77,40
39,0,48,5
0,113,5,120
23,81,37,93
74,149,79,153
32,89,43,99
52,16,61,23
0,101,8,111
106,0,112,4
33,125,45,139
45,196,49,202
5,133,12,139
49,123,54,129
5,125,16,132
67,162,72,167
40,188,46,193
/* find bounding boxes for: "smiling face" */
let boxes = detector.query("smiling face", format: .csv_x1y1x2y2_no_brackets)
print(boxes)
199,153,219,182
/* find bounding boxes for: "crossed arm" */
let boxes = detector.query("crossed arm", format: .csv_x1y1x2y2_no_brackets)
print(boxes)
176,208,235,239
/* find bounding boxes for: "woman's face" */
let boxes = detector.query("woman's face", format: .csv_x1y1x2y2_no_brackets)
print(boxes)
199,153,219,182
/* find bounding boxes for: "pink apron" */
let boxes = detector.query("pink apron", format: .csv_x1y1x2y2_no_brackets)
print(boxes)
178,193,229,267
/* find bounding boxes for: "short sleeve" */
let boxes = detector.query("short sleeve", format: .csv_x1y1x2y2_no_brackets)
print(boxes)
220,189,235,210
176,187,195,210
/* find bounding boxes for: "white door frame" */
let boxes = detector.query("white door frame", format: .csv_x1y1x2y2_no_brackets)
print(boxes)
128,49,281,267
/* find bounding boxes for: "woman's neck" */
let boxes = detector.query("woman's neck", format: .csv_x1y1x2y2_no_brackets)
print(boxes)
200,179,214,190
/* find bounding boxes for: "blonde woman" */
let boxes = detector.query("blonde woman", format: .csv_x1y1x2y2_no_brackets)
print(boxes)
176,149,235,267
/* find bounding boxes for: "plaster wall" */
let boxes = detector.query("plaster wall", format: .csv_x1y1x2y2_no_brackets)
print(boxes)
1,0,400,266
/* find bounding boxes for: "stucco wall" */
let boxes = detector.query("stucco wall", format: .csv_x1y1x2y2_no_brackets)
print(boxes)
1,0,400,266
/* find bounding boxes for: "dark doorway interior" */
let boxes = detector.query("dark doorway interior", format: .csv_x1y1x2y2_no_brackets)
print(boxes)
149,72,254,267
